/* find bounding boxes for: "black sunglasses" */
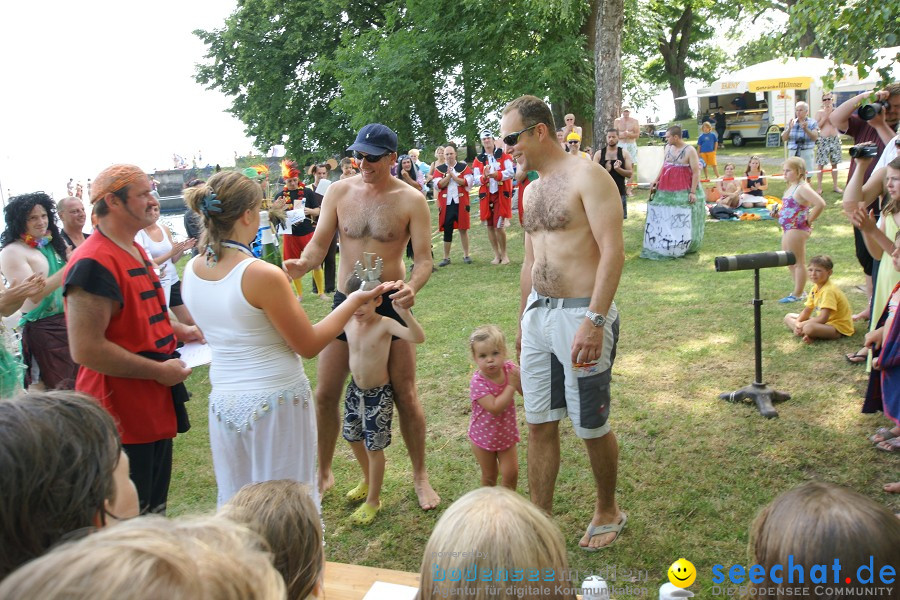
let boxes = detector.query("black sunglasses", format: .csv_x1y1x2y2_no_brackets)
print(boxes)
502,123,539,146
822,97,833,101
352,151,390,163
568,141,579,145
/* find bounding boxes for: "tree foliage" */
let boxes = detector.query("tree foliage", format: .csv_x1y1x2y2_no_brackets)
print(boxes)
633,0,733,119
195,0,594,159
731,0,898,87
777,0,898,85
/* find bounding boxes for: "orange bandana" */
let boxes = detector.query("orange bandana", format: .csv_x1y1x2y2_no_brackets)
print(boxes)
91,164,147,204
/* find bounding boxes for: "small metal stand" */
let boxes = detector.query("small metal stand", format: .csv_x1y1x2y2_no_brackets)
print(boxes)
719,268,790,418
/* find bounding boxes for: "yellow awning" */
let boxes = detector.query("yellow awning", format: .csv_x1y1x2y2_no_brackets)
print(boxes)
747,77,813,92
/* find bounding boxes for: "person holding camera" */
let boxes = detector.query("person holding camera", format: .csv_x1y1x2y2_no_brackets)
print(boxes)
781,101,819,179
831,84,900,322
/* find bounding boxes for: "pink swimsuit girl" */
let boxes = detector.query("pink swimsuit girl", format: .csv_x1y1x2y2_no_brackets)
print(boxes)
778,184,810,232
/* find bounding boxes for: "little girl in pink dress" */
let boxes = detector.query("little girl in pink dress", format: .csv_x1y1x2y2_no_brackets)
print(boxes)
468,325,522,490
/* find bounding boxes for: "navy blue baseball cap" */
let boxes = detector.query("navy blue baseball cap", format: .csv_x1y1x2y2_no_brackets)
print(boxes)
347,123,398,155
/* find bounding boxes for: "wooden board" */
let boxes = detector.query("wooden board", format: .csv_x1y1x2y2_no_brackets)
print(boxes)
324,561,420,600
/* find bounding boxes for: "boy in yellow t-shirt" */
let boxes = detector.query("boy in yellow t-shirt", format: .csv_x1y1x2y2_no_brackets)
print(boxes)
784,255,854,343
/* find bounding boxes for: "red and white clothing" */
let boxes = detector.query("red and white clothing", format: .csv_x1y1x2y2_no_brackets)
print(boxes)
473,149,514,226
436,161,474,232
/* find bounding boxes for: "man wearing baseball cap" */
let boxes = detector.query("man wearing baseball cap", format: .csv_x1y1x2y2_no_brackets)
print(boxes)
473,130,515,264
63,164,203,514
285,123,440,510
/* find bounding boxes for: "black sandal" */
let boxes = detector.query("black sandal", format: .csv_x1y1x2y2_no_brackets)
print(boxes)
845,350,868,364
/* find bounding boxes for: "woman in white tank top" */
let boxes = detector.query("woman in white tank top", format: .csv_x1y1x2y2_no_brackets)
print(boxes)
180,171,396,508
135,198,197,325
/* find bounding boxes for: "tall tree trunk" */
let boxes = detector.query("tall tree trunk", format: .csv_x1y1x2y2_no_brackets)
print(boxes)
461,62,476,160
580,5,599,148
671,78,691,120
593,0,624,138
658,3,694,120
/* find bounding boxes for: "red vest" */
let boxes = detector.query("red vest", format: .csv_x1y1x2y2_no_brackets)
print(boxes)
436,161,473,231
65,232,178,444
473,149,514,220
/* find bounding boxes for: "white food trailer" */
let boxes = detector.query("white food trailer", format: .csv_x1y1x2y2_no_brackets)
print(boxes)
681,58,864,146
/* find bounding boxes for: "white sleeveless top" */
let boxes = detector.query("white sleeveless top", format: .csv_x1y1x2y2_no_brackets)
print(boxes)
181,257,308,397
135,227,178,288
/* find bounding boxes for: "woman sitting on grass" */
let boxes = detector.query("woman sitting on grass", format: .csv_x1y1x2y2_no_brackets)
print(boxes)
715,162,742,208
783,256,853,343
739,155,768,208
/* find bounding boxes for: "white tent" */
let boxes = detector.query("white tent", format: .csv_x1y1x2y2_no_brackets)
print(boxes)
683,57,857,99
832,47,900,92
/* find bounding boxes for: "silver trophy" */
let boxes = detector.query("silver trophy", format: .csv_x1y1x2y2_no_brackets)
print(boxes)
353,252,383,291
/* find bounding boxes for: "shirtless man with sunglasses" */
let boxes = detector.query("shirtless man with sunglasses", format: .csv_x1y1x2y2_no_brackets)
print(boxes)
284,123,439,510
501,95,626,550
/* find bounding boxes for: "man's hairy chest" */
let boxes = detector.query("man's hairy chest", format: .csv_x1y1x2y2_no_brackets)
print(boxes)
523,176,574,233
338,200,408,243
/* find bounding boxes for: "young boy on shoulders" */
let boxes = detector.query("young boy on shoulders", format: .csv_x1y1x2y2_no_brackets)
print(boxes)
342,273,425,525
784,255,854,343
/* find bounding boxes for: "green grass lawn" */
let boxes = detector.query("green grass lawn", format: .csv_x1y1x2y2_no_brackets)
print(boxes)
170,177,898,597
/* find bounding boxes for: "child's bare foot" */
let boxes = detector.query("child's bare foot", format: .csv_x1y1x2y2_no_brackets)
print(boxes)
802,334,813,344
853,308,870,322
491,257,501,265
884,482,900,494
833,186,843,193
817,187,824,194
500,255,510,265
415,478,440,510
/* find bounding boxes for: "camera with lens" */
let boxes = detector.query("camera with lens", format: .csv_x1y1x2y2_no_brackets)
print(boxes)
849,144,879,159
858,102,884,121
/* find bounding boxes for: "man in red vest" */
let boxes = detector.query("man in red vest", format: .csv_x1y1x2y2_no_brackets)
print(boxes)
473,131,515,265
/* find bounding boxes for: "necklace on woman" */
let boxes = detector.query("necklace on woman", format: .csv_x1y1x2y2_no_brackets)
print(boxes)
221,239,254,257
21,233,52,249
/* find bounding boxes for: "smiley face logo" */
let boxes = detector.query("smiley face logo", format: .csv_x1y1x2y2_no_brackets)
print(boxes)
667,558,696,588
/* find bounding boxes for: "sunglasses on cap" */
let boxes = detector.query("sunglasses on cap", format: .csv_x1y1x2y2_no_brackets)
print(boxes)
822,96,833,101
502,123,540,146
352,151,390,163
568,140,579,145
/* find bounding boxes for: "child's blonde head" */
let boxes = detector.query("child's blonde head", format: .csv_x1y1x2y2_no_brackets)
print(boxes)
419,487,571,600
224,480,323,600
0,515,285,600
808,255,833,271
749,481,900,599
783,156,806,179
469,325,507,357
701,121,712,132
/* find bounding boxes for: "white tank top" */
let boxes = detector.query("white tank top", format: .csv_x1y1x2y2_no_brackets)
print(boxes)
181,256,306,393
135,227,178,287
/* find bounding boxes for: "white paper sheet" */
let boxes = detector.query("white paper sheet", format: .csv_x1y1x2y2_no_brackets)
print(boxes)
178,342,211,368
361,581,418,600
286,207,305,227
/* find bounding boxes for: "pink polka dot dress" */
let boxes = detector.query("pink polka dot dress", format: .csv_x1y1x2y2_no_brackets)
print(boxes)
468,361,520,452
